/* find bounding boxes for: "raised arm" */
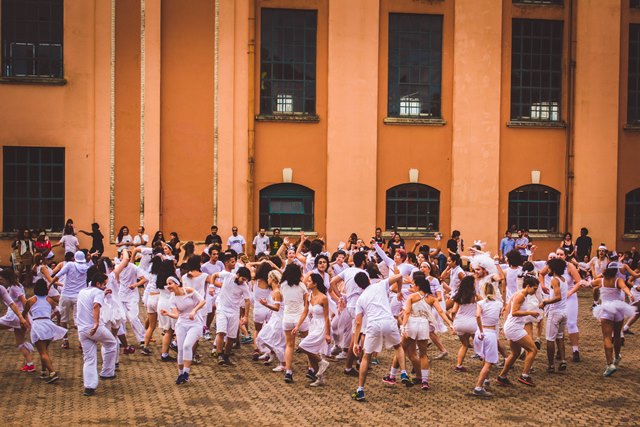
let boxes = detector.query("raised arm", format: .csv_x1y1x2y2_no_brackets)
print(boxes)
373,242,394,270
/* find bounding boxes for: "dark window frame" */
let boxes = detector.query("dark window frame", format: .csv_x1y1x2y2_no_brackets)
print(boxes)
259,8,317,116
508,184,560,233
1,0,64,78
510,18,563,122
3,146,65,232
259,183,314,231
625,189,640,234
513,0,563,5
388,13,443,119
632,0,640,9
628,24,640,124
385,183,440,232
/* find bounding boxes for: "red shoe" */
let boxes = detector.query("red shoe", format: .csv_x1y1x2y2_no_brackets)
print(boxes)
123,345,136,355
21,364,35,373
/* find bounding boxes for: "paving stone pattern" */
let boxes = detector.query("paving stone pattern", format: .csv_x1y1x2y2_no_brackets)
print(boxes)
0,293,638,426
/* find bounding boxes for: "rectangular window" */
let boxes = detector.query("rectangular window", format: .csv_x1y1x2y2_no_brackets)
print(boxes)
1,0,63,78
629,24,640,124
260,8,317,116
3,147,65,232
632,0,640,8
513,0,563,5
388,13,443,118
511,19,563,122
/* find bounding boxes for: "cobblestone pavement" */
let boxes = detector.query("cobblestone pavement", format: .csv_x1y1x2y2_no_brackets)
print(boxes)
0,293,638,426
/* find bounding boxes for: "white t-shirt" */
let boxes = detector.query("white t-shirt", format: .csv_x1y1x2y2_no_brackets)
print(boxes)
216,271,250,315
56,262,91,298
355,279,394,326
117,235,133,251
253,235,270,255
133,234,149,247
169,289,204,325
338,267,367,309
503,266,522,302
138,247,154,272
76,287,105,332
227,235,246,253
201,261,224,275
117,263,147,302
281,281,308,316
59,235,79,254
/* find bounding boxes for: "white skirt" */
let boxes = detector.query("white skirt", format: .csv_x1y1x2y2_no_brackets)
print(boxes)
101,295,127,330
256,313,285,362
593,300,636,321
31,318,67,343
0,311,21,329
298,318,327,355
453,315,477,335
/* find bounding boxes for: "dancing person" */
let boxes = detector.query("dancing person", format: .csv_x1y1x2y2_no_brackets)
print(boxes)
472,281,503,397
450,276,478,372
22,279,67,383
281,263,308,382
255,270,286,371
0,269,34,371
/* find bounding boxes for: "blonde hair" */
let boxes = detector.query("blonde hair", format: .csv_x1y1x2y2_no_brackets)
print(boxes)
483,281,496,301
268,269,282,285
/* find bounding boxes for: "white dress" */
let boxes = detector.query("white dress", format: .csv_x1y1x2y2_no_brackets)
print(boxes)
255,295,285,362
593,286,636,322
100,272,127,329
30,295,67,343
453,302,477,335
0,284,25,329
298,296,327,355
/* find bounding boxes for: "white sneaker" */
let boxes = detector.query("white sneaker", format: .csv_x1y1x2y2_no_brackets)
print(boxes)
603,364,618,377
335,351,348,360
272,365,286,372
310,375,325,387
613,355,621,366
483,378,491,388
258,353,270,361
434,351,448,360
317,359,330,377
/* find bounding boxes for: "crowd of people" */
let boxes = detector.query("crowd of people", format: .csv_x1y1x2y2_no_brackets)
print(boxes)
1,221,639,401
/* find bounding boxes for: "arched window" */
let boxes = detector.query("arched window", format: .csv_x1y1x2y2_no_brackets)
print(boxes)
508,184,560,233
386,183,440,231
625,189,640,234
259,184,314,231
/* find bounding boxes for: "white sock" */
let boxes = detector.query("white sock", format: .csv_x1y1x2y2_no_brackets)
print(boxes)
421,369,429,381
162,353,168,358
286,369,292,375
572,346,579,352
400,370,407,375
183,367,190,374
390,367,398,377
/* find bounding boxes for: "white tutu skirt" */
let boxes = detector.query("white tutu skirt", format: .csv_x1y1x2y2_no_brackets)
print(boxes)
31,318,67,343
593,300,637,320
100,295,127,330
256,313,285,362
0,311,22,329
428,305,448,334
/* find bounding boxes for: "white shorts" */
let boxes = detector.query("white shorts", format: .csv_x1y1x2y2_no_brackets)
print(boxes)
453,315,477,336
59,296,78,324
157,296,176,330
216,310,240,339
282,313,309,332
253,307,271,325
503,320,527,342
146,293,159,314
473,329,499,364
363,318,401,354
545,311,567,341
405,317,429,341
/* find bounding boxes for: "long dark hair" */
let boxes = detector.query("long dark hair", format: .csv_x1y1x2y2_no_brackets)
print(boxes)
414,275,433,295
282,264,302,287
255,262,273,282
116,226,128,242
453,275,476,305
156,259,178,290
309,273,327,295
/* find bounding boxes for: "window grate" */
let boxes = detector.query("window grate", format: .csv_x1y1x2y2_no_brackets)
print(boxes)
259,184,314,231
1,0,63,78
388,13,443,118
385,183,440,231
3,146,65,232
625,189,640,233
260,8,317,116
508,185,559,233
628,24,640,124
511,19,563,122
632,0,640,8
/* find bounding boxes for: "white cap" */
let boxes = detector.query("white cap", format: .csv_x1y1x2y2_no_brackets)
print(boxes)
74,251,86,263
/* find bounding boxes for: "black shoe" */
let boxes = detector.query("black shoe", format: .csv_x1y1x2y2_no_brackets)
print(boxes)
284,372,293,383
343,368,359,377
83,388,96,396
496,376,512,386
572,350,580,362
99,375,116,380
306,369,317,381
535,340,541,350
219,355,234,367
161,354,177,362
625,329,634,335
175,372,189,385
141,347,152,356
169,343,178,352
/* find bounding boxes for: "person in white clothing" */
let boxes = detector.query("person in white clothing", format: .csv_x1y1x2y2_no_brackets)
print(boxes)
472,281,503,397
0,269,34,372
76,272,118,396
351,272,407,402
51,251,92,349
133,226,149,247
160,276,206,385
252,229,270,259
451,276,478,372
52,227,80,255
211,250,251,366
116,251,148,346
201,246,224,342
227,227,246,254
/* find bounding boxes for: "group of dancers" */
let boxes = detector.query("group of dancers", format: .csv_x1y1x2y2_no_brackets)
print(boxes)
0,226,638,401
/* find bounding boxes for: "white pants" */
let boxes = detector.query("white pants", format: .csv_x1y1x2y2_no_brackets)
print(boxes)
79,326,118,389
121,299,146,342
59,296,78,324
566,295,579,334
176,321,202,365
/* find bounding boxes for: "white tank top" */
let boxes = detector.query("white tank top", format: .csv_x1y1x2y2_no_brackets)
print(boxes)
600,284,624,303
449,266,464,296
547,276,567,313
478,299,502,327
30,295,52,319
182,273,208,297
410,294,431,318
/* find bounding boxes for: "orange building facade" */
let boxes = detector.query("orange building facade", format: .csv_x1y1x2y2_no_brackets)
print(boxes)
0,0,639,258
